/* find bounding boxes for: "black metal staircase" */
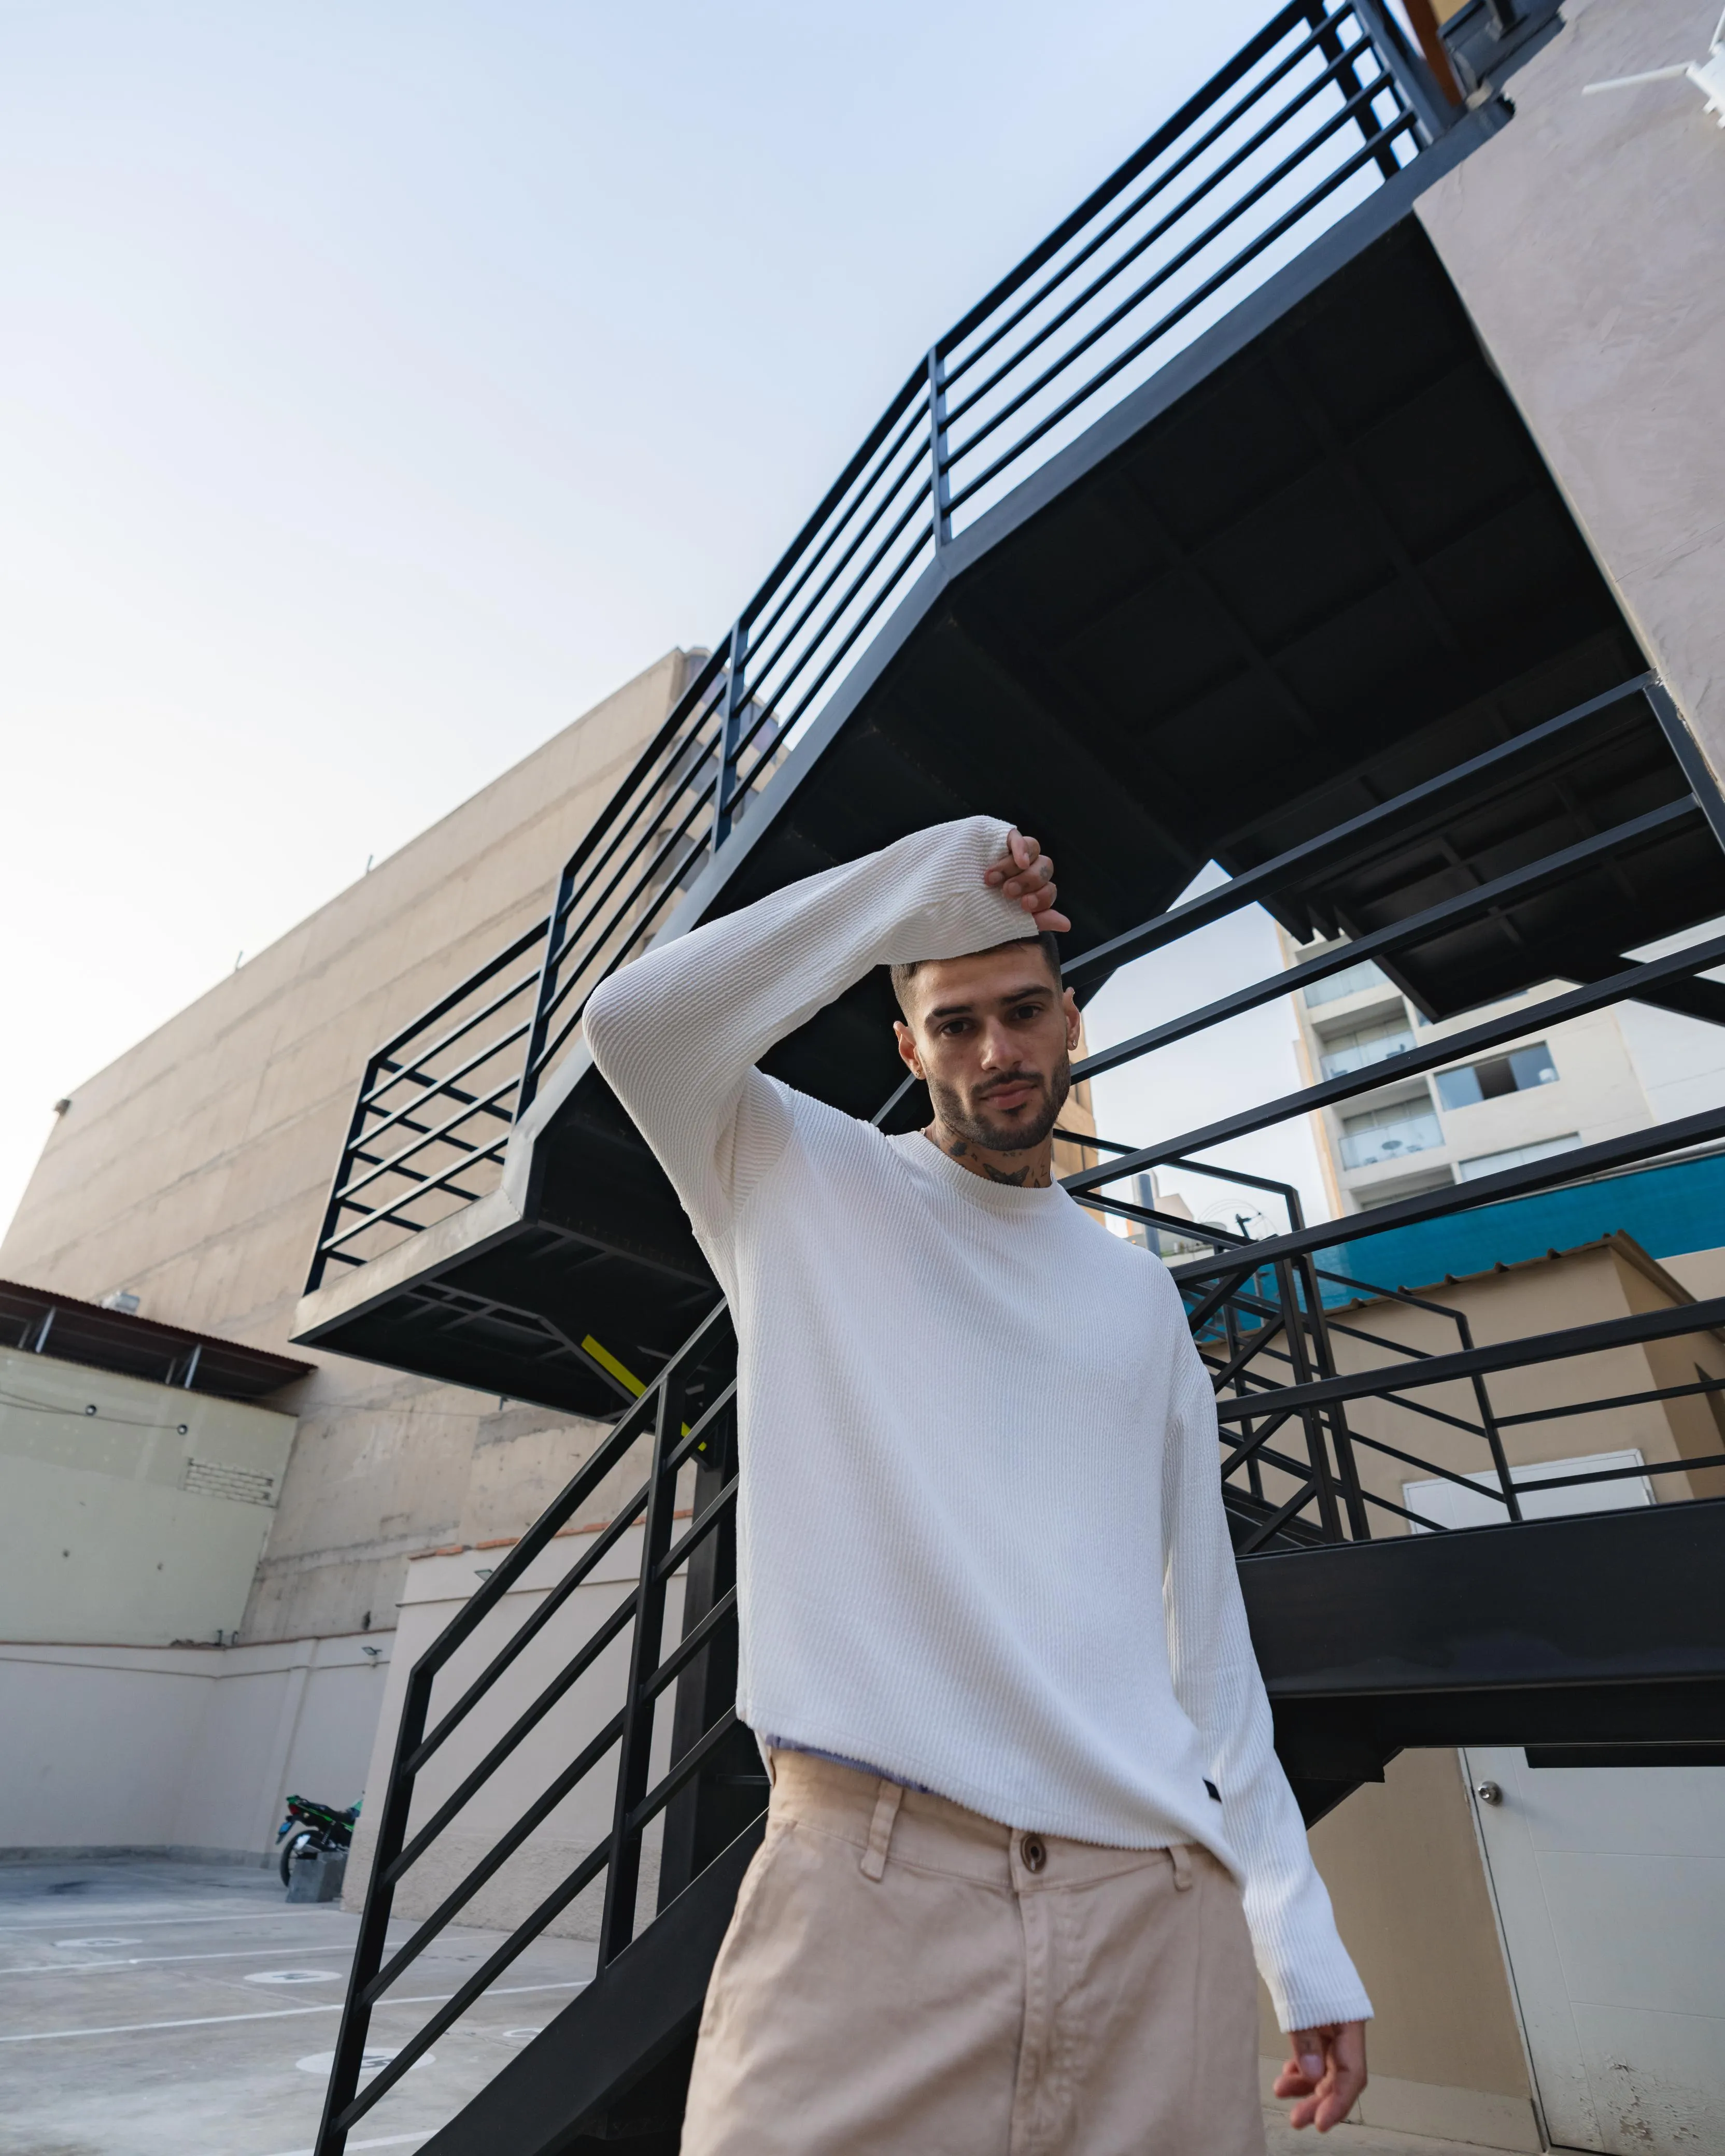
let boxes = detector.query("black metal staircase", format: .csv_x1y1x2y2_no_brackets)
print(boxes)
294,5,1725,2151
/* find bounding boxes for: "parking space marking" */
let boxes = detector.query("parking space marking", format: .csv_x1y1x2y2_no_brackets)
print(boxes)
0,1908,329,1935
261,2136,427,2155
0,1942,364,1976
0,1976,587,2041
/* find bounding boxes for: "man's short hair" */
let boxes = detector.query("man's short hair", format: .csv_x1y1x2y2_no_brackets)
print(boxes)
889,932,1063,1018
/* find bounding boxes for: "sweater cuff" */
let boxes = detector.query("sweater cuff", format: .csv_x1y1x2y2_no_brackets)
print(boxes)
1275,1984,1375,2034
888,817,1044,966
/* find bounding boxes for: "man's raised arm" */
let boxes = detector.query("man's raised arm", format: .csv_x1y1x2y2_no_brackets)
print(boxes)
581,815,1063,1249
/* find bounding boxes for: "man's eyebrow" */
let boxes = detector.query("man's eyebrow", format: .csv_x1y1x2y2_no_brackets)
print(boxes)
923,981,1053,1020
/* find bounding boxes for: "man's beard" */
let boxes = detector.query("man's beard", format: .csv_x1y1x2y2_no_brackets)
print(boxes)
928,1053,1072,1155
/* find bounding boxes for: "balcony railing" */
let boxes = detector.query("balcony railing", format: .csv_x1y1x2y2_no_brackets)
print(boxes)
1339,1109,1443,1169
306,0,1454,1293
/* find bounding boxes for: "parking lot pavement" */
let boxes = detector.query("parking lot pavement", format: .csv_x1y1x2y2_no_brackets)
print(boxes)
0,1856,597,2156
1262,2108,1534,2154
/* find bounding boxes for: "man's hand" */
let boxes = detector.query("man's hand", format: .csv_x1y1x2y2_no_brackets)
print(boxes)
1276,2021,1368,2132
983,829,1071,933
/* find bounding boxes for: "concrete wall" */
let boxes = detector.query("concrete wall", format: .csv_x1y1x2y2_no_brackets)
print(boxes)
0,1344,296,1644
0,1629,391,1861
0,650,690,1645
1417,0,1725,781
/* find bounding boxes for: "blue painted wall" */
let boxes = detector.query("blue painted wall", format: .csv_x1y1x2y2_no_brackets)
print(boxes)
1314,1150,1725,1303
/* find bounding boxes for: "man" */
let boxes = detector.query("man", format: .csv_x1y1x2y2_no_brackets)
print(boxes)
584,817,1369,2154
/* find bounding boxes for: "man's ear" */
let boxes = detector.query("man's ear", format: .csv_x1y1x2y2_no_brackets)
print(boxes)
893,1018,925,1080
1062,986,1081,1051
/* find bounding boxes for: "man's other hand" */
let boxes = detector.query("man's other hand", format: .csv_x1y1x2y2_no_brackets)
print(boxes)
983,829,1071,933
1276,2020,1367,2132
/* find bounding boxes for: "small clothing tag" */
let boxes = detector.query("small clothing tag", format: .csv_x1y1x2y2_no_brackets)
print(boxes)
1204,1778,1222,1802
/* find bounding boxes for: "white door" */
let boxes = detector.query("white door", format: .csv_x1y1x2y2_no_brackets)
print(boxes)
1404,1455,1725,2154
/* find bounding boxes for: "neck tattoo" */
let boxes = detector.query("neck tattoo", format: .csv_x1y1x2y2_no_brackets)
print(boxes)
926,1126,1052,1188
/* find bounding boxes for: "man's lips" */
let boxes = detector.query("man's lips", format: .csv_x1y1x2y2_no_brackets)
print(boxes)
977,1078,1040,1111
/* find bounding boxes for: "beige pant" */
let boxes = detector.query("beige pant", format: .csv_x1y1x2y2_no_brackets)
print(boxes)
682,1750,1266,2156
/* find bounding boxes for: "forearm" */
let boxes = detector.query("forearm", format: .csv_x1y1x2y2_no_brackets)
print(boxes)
582,814,1034,1226
1162,1346,1372,2032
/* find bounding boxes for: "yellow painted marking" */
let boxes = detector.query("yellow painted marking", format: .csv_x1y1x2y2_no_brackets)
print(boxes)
581,1336,696,1443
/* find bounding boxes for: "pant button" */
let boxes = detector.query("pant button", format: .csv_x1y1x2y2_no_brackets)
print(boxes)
1020,1833,1047,1874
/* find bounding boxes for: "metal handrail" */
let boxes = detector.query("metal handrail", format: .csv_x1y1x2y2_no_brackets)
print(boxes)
313,1147,1725,2150
305,0,1449,1294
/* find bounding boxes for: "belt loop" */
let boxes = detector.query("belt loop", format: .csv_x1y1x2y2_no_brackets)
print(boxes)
859,1779,904,1882
1170,1842,1194,1892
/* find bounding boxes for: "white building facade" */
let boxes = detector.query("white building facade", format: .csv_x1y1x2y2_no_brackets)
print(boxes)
1282,931,1659,1215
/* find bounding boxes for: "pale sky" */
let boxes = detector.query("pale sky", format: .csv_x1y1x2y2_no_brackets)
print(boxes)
6,3,1713,1257
2,0,1314,1239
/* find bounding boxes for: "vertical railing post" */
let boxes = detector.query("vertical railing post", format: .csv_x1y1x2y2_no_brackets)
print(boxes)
1351,0,1459,144
927,345,951,550
1450,1310,1522,1524
1283,1177,1369,1541
1277,1257,1342,1540
313,1662,438,2156
597,1369,684,1965
307,1057,385,1290
711,621,751,854
1646,677,1725,860
515,890,569,1123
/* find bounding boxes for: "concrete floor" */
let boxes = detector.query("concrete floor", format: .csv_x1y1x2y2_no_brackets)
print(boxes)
0,1856,1536,2156
1263,2122,1534,2156
0,1855,594,2156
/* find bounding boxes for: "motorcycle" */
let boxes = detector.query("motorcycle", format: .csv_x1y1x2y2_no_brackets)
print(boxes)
275,1793,360,1889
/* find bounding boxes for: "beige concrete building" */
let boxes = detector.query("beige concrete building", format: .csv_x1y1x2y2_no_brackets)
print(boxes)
1,649,690,1643
0,650,693,1856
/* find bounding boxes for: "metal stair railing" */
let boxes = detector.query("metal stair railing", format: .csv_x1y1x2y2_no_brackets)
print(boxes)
312,1301,748,2156
315,1152,1725,2152
306,0,1454,1291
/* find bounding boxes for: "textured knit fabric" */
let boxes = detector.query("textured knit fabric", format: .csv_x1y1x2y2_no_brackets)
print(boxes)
682,1749,1268,2156
583,814,1370,2029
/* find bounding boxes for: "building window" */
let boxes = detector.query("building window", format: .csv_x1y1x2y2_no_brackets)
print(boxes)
1305,958,1392,1008
1339,1098,1444,1170
1434,1042,1558,1110
1456,1133,1581,1181
1319,1010,1415,1078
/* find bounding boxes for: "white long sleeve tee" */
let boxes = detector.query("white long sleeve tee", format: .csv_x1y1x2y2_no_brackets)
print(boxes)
583,814,1370,2031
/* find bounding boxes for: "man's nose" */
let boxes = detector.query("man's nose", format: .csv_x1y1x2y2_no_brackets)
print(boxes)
977,1021,1017,1067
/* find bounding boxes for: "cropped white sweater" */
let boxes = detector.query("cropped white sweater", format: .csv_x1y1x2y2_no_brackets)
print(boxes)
583,814,1370,2031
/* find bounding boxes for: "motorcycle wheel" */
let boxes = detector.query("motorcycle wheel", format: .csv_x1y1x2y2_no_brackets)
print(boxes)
279,1830,318,1889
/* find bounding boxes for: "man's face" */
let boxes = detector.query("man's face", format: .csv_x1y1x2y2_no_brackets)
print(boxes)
893,945,1081,1154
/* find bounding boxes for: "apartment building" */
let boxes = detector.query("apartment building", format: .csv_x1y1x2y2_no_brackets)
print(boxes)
1283,929,1664,1214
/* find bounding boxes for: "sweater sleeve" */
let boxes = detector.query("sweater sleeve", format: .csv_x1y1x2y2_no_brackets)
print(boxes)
1158,1291,1374,2033
581,815,1037,1263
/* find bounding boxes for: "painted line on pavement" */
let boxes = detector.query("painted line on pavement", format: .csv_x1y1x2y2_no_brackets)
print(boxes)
261,2136,427,2155
0,1941,364,1975
0,1977,587,2042
0,1908,339,1935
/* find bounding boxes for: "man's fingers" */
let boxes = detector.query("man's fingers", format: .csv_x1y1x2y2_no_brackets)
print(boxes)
1281,2023,1367,2133
984,831,1059,904
1001,855,1055,900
